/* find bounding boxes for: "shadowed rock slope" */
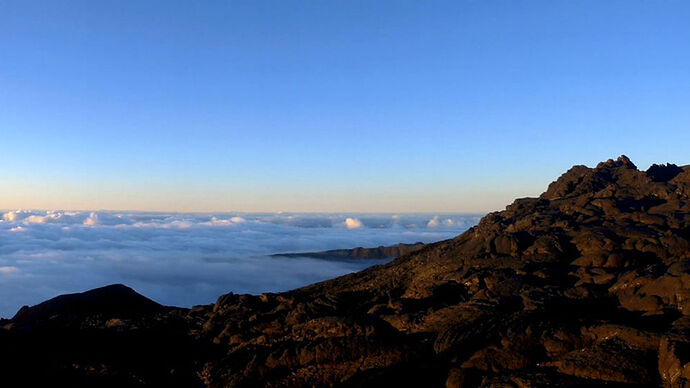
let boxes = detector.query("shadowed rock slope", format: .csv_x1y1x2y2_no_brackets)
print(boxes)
3,156,690,387
1,285,201,387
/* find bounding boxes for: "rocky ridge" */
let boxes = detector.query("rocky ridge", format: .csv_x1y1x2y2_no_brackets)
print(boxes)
271,242,425,260
194,156,690,387
3,156,690,387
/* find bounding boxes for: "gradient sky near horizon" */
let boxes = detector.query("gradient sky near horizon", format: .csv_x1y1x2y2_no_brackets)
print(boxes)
1,1,689,212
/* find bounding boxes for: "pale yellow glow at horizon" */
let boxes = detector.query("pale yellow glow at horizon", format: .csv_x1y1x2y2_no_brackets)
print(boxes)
0,180,542,213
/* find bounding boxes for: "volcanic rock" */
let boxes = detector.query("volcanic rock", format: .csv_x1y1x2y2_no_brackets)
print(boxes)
271,242,425,260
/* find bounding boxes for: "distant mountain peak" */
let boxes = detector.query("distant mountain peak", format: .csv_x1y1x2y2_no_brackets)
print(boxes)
11,283,169,323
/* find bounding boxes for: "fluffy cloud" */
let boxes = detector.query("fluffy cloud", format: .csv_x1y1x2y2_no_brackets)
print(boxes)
344,218,363,229
83,212,99,226
427,216,440,228
427,216,456,228
203,216,246,226
24,215,51,224
3,211,19,222
0,210,481,317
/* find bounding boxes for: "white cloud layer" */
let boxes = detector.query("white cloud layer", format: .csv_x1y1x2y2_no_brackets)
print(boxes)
0,210,481,317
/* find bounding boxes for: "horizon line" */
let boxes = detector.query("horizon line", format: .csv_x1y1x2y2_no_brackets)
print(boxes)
0,208,489,215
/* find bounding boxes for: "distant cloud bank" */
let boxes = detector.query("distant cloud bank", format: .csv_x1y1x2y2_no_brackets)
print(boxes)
0,210,481,317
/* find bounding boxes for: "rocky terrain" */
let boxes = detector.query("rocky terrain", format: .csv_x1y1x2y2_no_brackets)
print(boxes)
271,242,425,260
3,156,690,387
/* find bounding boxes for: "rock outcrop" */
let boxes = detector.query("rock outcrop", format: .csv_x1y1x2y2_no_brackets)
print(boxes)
271,242,425,260
2,156,690,387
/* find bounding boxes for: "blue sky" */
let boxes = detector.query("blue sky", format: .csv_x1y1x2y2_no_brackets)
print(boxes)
1,1,689,212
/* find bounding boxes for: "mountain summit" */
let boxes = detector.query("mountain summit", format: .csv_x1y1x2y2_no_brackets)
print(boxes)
196,156,690,387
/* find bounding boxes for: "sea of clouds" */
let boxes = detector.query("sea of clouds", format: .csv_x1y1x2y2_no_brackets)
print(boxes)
0,210,481,317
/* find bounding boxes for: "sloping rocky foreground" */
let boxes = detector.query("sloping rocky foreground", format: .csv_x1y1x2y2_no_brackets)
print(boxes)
3,156,690,387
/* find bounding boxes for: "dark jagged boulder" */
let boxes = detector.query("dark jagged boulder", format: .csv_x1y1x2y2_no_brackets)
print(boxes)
648,163,685,182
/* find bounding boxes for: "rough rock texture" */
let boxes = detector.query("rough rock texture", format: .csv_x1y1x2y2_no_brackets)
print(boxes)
3,156,690,387
1,284,201,387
